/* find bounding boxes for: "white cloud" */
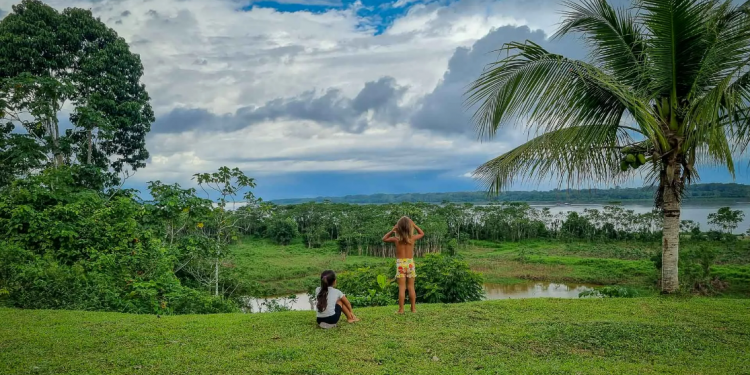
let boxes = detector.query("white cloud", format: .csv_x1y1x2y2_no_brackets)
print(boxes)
9,0,564,113
0,0,577,189
139,118,511,184
392,0,417,8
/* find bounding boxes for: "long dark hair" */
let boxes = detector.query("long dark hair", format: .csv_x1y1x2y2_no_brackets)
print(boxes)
317,270,336,313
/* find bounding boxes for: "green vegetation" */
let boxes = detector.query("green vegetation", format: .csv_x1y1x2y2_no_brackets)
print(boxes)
316,253,485,307
231,238,391,295
1,2,749,373
0,166,243,314
465,0,750,294
230,237,750,298
0,0,154,187
463,239,749,296
270,183,750,204
2,298,749,374
462,242,658,289
3,168,748,313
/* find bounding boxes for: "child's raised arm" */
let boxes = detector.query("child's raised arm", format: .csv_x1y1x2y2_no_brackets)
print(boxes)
412,221,425,241
382,225,398,243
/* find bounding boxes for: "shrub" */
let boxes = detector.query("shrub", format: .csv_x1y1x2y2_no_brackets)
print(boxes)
445,238,458,256
0,167,237,314
306,267,397,308
651,244,724,294
320,253,485,306
267,217,299,245
415,253,484,303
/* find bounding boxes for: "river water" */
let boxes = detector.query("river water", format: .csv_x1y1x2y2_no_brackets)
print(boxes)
483,282,596,299
244,281,598,312
531,202,750,234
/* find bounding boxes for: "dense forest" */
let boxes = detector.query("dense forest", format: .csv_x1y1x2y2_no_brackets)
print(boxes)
271,183,750,205
245,201,745,255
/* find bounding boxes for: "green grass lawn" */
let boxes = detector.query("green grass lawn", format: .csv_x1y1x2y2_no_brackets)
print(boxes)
2,298,749,374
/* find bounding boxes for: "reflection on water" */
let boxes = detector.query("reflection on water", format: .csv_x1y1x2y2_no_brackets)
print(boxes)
244,282,597,312
243,294,314,313
484,282,596,300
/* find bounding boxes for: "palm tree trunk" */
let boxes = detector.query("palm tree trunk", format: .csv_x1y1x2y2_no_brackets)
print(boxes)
661,185,681,293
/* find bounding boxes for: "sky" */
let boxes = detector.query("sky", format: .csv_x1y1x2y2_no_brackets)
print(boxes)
1,0,748,200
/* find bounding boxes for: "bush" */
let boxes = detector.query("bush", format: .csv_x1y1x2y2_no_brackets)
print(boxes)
651,244,724,294
416,253,484,303
307,268,396,308
267,217,299,245
318,254,484,307
445,238,458,256
681,245,724,294
346,274,396,307
0,167,237,314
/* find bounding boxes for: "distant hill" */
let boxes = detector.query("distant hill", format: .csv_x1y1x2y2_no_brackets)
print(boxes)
270,183,750,205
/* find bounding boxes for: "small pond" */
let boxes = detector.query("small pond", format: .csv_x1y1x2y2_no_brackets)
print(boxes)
243,281,599,313
483,281,597,300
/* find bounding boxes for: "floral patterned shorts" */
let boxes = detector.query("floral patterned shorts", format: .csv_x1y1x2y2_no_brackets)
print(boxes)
396,258,416,279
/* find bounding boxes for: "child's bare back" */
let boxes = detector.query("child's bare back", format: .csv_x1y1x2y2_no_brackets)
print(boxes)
382,216,424,313
394,240,414,259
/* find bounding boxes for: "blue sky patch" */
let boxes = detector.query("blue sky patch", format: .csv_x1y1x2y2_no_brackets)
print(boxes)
243,0,427,34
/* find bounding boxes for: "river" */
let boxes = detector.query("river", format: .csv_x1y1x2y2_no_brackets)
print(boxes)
530,202,750,234
244,281,598,313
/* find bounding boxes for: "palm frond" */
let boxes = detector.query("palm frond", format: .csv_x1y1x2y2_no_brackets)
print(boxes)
686,0,750,101
465,41,643,137
684,1,750,161
640,0,713,100
555,0,648,91
473,125,633,194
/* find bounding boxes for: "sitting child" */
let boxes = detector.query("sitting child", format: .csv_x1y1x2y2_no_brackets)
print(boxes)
315,270,359,328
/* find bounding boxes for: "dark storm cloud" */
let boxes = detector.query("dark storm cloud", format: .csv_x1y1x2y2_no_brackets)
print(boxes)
352,77,408,123
410,25,588,135
151,76,408,134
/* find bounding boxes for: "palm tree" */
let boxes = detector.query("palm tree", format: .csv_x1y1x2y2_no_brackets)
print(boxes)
465,0,750,292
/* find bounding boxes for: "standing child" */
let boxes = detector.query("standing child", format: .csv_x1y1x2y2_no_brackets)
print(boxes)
382,216,424,314
315,270,359,328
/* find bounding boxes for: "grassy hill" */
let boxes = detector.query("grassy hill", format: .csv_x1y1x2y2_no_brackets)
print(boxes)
2,298,749,374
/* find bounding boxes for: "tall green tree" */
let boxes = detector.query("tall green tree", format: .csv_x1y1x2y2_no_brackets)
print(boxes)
707,207,745,233
193,167,257,296
0,0,154,186
465,0,750,292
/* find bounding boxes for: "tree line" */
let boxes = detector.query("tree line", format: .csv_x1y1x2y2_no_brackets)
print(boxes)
270,183,750,205
239,201,746,256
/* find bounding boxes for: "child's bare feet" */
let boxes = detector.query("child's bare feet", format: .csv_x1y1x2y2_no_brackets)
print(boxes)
410,308,417,313
348,316,360,323
396,309,405,314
